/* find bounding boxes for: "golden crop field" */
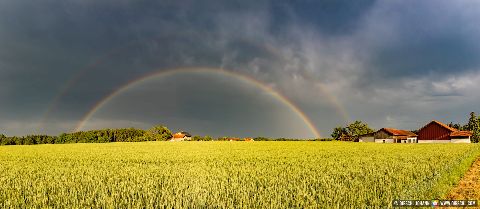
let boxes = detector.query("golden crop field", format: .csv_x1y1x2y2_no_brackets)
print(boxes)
1,142,479,208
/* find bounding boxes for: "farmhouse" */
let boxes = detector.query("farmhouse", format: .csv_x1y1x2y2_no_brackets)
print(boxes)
170,131,192,141
417,120,472,143
373,128,417,143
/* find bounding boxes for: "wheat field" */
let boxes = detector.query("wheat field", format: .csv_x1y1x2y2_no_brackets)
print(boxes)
0,141,479,208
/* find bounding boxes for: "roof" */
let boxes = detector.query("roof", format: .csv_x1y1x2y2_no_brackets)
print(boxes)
380,128,417,137
173,131,192,138
450,131,472,137
421,120,458,132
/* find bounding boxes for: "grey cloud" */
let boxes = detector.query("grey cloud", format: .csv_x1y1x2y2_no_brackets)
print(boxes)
358,0,480,78
2,0,480,137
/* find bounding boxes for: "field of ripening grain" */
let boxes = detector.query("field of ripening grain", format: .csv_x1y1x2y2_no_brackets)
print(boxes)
0,141,479,208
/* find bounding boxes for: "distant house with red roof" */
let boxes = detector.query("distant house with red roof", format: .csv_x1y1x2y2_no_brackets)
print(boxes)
170,131,192,141
372,128,418,143
417,120,472,143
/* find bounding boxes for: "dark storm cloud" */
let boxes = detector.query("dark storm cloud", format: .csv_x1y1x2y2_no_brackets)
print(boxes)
363,1,480,80
270,0,376,34
0,0,289,135
1,0,480,136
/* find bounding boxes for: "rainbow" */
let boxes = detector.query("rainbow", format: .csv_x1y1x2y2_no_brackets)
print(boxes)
74,67,323,138
42,39,351,127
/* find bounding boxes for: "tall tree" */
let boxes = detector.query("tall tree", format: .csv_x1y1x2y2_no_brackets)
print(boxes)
477,116,480,143
466,112,480,143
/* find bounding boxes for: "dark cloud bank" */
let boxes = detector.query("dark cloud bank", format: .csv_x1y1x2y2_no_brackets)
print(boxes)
1,0,480,137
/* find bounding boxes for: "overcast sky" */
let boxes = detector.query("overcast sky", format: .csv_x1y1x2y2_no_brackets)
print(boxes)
1,0,480,138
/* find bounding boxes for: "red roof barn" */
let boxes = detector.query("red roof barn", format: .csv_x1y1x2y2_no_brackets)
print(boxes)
417,120,472,143
373,128,417,143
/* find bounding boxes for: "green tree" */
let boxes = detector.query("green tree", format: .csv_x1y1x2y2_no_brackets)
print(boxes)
346,121,374,138
477,117,480,143
0,134,6,145
332,121,374,141
331,126,346,140
466,112,480,143
448,122,462,130
466,112,477,130
253,137,271,141
144,125,172,141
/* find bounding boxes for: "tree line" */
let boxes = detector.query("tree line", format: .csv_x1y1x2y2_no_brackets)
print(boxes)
0,126,166,146
0,125,334,146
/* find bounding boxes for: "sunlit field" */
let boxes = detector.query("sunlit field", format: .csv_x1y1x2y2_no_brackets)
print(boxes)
1,142,479,208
